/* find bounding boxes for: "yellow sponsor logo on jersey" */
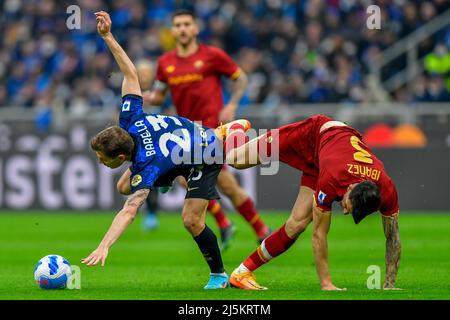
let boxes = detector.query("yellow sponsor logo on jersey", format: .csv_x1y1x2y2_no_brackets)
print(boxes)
168,73,203,85
166,65,175,73
131,175,142,187
347,164,381,181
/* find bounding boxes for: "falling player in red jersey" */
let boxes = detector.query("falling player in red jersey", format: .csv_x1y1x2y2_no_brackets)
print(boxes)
143,10,271,248
224,115,401,291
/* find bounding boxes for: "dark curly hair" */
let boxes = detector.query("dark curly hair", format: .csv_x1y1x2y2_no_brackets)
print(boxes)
349,180,381,224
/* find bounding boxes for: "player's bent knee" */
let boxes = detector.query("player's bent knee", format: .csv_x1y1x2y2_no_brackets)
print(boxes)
286,216,312,236
297,218,312,232
182,214,205,234
182,199,208,235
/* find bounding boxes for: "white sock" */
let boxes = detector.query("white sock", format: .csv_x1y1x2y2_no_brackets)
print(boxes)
235,263,250,274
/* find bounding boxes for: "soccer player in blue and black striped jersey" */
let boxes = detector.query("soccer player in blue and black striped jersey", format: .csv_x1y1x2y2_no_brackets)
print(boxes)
81,11,250,289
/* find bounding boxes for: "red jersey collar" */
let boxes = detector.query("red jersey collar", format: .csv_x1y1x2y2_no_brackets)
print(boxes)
175,43,202,59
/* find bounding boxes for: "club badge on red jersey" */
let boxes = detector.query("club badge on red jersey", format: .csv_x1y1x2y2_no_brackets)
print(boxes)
194,60,204,69
166,65,175,73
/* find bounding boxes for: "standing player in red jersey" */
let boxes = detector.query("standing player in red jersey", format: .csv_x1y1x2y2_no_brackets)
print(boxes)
223,115,401,291
142,10,271,248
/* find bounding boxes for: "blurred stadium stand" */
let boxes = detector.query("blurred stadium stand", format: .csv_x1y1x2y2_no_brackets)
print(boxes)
0,1,449,211
0,0,449,113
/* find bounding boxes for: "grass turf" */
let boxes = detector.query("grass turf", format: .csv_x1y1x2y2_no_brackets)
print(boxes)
0,211,449,300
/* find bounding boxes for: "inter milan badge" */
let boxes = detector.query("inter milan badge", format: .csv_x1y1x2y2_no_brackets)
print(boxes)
318,191,327,205
131,175,142,187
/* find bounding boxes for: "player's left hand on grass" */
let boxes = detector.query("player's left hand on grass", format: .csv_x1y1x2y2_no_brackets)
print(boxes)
81,246,109,267
219,103,236,124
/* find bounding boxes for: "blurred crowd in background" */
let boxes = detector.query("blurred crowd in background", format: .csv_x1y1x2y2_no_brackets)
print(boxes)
1,0,450,116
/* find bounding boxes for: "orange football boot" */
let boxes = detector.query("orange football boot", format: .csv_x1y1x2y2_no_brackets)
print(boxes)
215,119,252,140
229,270,268,290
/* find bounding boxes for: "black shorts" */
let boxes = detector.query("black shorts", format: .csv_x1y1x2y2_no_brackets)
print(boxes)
184,163,222,200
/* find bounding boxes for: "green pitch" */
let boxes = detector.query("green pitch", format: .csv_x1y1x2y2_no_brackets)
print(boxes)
0,211,449,300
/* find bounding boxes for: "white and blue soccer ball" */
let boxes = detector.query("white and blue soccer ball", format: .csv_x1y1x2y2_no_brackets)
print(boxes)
34,255,72,289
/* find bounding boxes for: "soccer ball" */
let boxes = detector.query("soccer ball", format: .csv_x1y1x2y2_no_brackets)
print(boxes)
34,255,72,289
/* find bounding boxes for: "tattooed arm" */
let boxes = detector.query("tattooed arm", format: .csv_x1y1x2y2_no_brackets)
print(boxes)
382,214,401,289
82,189,150,266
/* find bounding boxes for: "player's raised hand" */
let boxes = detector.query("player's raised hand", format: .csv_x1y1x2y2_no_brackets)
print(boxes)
95,11,112,37
81,246,109,267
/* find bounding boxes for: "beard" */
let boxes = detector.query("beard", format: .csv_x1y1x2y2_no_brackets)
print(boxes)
177,34,195,47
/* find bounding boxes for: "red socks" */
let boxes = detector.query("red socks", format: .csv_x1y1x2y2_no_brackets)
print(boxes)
207,200,231,229
243,224,296,271
237,198,268,239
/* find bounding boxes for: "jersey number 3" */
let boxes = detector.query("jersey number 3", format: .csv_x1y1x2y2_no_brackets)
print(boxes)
350,136,373,164
146,115,191,157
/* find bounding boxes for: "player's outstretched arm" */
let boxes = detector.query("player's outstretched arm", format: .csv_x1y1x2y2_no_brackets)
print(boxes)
95,11,141,97
382,215,401,289
312,206,346,291
81,189,150,267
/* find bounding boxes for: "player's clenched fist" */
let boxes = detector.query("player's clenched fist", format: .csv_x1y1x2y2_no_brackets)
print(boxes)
81,246,109,267
95,11,112,37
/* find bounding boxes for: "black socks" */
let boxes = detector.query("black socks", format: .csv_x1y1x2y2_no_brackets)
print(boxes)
193,225,225,274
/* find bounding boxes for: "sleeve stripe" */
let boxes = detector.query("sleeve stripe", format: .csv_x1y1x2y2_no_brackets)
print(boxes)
230,68,241,80
381,211,400,217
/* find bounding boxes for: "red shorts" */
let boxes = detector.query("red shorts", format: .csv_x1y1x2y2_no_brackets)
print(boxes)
258,115,333,190
300,173,318,190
